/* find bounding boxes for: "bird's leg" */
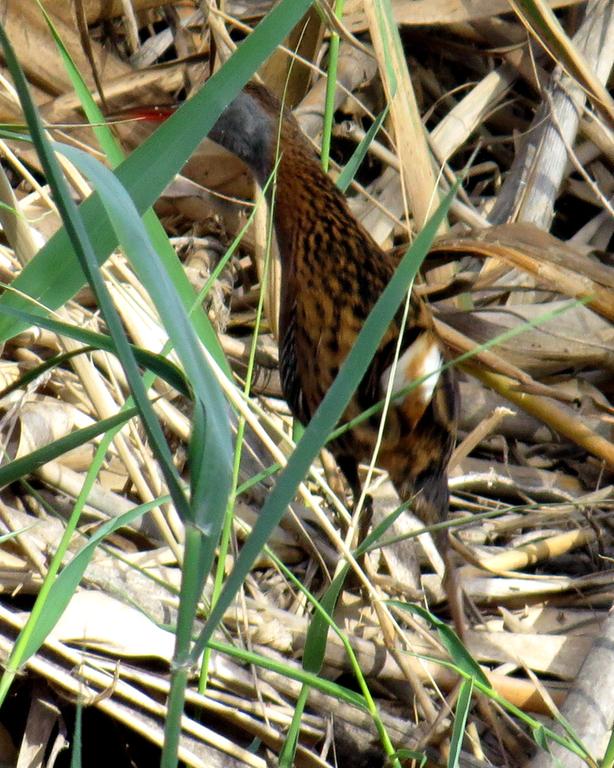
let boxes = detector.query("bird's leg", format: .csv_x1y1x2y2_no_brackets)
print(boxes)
336,454,375,581
436,530,466,643
336,455,373,542
319,449,347,503
412,480,466,642
359,493,374,542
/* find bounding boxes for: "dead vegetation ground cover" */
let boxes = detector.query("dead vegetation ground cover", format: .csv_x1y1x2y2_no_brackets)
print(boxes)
0,1,611,767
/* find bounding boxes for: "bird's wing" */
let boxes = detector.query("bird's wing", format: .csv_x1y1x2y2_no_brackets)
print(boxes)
279,302,310,424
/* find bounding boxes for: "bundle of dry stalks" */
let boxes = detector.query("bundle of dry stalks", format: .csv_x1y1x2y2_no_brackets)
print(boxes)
0,2,611,767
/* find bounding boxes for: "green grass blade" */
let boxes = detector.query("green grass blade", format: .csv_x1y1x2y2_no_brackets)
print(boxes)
0,344,95,398
70,703,83,768
449,678,473,768
38,1,232,378
0,526,32,544
601,728,614,768
303,502,405,672
55,141,233,535
0,419,139,705
37,1,123,166
0,407,138,488
394,748,427,765
393,602,490,688
268,547,399,765
0,302,189,396
19,498,161,661
0,27,193,526
321,0,346,172
278,685,309,767
282,502,407,762
208,638,366,711
336,105,389,192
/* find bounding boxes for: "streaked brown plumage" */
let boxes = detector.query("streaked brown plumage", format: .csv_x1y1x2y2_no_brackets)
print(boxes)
209,83,461,631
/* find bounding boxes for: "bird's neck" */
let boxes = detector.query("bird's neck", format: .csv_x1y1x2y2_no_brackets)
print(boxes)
270,148,343,265
209,87,355,270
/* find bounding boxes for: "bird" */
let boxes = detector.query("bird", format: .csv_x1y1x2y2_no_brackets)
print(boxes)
208,82,461,633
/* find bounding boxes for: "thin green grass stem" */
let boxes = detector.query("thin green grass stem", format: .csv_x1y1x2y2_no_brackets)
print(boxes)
321,0,346,172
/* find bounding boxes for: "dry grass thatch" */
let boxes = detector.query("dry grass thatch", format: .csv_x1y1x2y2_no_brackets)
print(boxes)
0,1,611,767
